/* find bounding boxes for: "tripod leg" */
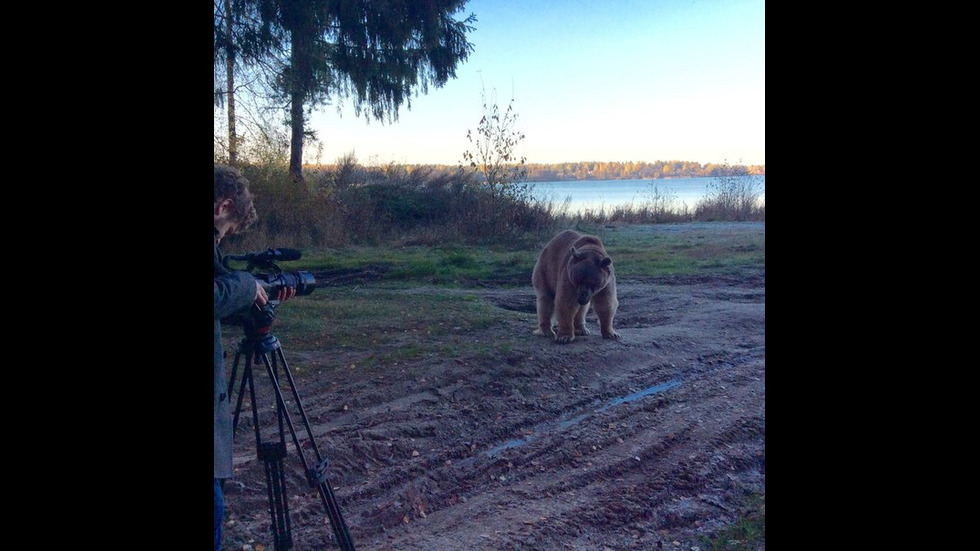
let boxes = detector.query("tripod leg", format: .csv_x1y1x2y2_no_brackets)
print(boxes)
274,348,324,459
231,352,250,433
227,345,241,402
246,351,298,549
270,350,288,447
241,338,357,550
265,347,357,551
259,441,293,549
310,458,357,551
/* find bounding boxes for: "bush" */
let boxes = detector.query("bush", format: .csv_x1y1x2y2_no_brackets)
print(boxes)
695,162,765,221
223,160,562,251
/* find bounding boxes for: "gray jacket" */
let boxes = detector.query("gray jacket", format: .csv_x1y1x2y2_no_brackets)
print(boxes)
214,234,257,478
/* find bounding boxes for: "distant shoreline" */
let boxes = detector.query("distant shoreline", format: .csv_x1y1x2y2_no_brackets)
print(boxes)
522,174,766,183
305,161,765,182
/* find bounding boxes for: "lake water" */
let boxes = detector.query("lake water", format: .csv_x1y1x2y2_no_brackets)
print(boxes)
529,176,766,214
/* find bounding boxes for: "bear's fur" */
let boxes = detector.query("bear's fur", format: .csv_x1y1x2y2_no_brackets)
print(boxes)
532,230,620,344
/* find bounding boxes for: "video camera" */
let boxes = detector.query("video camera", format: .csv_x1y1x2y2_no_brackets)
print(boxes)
222,248,316,299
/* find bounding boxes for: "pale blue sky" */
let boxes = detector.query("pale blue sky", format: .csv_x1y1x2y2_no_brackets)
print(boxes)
308,0,765,166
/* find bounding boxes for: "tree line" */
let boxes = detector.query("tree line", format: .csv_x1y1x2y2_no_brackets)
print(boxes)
523,160,764,181
307,159,765,182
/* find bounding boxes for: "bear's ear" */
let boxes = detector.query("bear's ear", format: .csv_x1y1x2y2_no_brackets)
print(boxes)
571,246,585,260
600,257,612,268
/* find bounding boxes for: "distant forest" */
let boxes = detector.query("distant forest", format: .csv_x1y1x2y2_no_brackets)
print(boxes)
521,160,765,181
311,160,765,182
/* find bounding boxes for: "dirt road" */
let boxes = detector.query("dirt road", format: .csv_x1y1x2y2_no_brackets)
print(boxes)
221,228,766,550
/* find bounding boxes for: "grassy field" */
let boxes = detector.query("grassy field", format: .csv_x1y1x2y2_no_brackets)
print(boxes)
253,221,765,368
286,221,766,284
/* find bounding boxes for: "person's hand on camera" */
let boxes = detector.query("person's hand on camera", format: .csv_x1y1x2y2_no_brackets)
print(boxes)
254,282,270,306
251,283,294,306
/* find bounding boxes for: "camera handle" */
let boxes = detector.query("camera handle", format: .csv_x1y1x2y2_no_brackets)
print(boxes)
227,325,356,551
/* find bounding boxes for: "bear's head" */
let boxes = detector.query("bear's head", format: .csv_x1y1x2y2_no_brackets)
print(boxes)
567,247,613,305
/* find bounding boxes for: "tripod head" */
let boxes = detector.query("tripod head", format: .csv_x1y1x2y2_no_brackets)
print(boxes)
239,302,281,354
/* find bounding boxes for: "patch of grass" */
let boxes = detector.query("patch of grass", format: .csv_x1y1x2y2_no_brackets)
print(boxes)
290,245,536,286
286,222,764,282
698,492,765,551
257,285,520,367
596,223,765,277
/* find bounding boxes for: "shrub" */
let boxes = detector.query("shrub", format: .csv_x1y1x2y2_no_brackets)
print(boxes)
695,161,765,221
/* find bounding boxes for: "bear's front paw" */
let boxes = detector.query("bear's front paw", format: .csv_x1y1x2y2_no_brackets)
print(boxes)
555,333,575,344
574,326,590,336
534,327,556,338
602,329,621,340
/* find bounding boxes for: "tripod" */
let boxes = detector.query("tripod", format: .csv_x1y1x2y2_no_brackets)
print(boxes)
227,304,356,551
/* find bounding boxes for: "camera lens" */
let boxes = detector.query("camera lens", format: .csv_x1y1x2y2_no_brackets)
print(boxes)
260,271,316,297
284,271,316,296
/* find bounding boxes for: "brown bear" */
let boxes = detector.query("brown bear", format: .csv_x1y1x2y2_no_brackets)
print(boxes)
532,229,620,344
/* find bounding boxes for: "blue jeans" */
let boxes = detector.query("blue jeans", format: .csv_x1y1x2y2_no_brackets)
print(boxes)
214,478,224,551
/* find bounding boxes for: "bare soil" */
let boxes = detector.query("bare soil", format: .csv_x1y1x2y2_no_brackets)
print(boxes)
221,227,766,550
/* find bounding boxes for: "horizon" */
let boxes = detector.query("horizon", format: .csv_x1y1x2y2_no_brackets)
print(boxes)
301,159,766,170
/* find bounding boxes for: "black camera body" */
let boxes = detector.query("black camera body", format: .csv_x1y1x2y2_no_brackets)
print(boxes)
222,248,316,298
222,248,316,338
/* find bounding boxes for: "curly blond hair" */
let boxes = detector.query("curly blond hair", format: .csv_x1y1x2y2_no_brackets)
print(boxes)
214,164,258,231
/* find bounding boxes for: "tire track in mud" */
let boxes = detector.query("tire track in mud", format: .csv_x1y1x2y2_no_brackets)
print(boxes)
344,353,758,546
338,358,764,550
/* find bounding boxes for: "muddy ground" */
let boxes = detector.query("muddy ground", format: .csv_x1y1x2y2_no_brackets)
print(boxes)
220,226,765,550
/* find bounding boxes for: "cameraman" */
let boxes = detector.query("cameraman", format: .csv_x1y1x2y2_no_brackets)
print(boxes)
214,164,294,550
